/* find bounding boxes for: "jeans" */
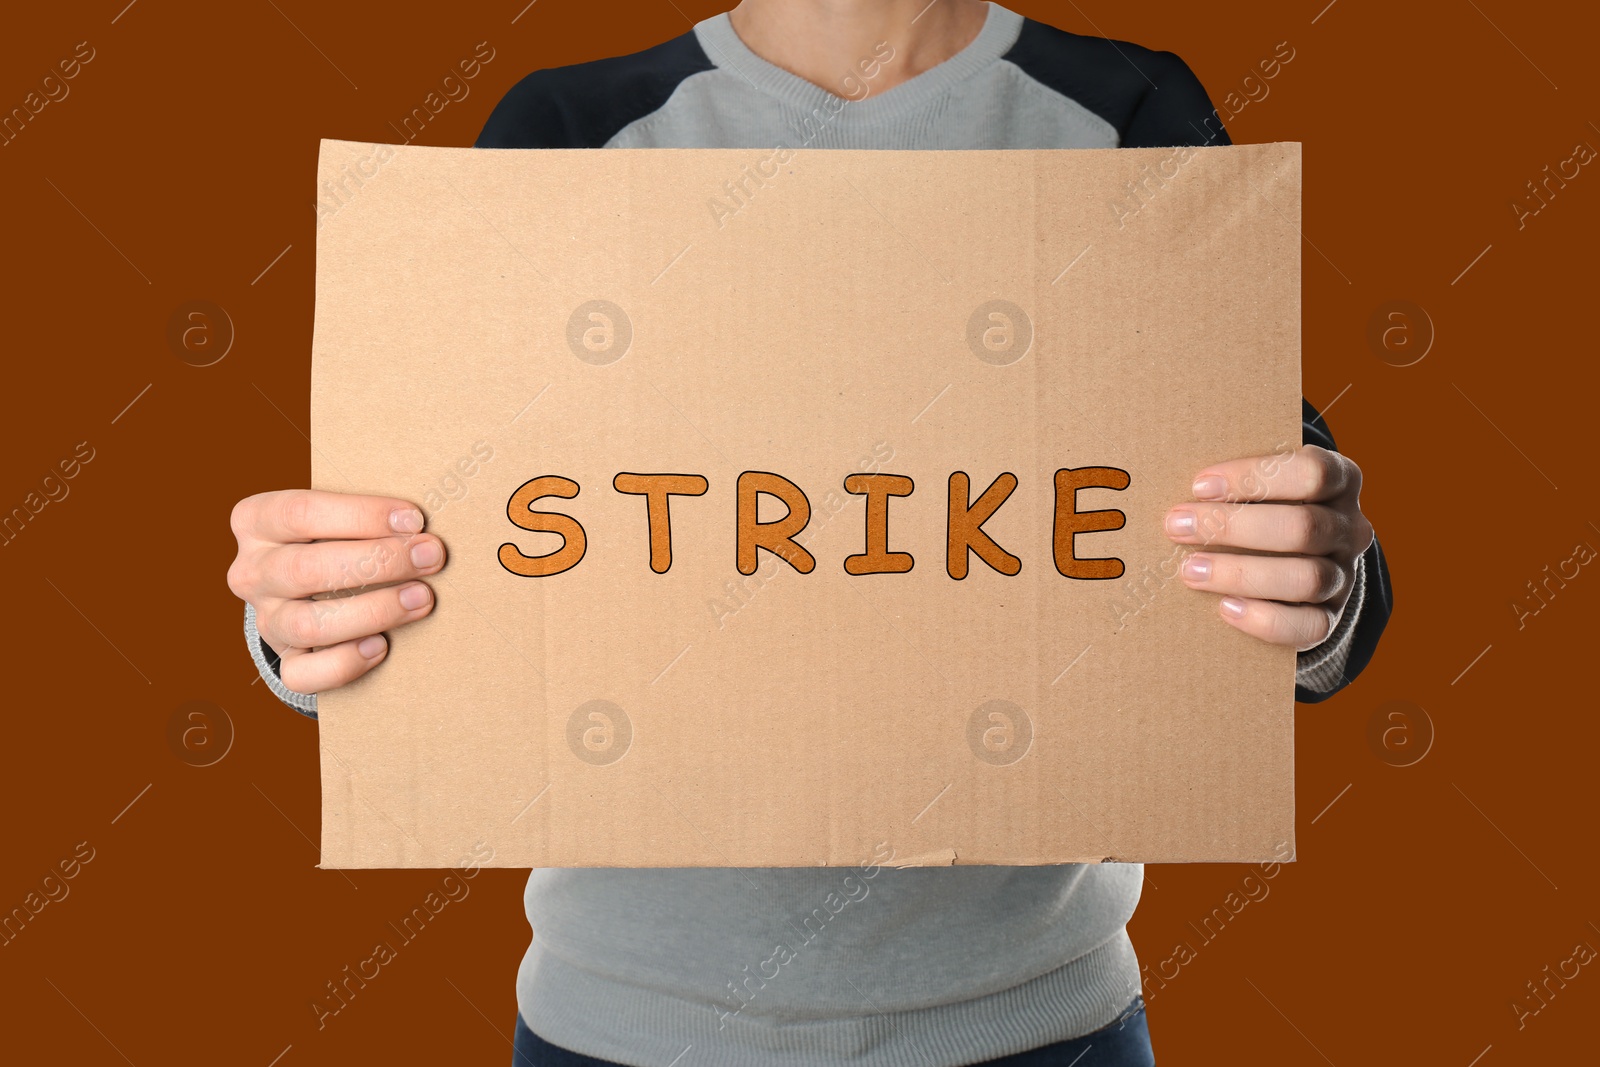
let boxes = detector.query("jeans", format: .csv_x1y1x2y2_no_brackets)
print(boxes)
512,996,1155,1066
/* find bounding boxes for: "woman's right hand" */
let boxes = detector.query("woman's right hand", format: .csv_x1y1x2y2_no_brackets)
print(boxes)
227,490,446,695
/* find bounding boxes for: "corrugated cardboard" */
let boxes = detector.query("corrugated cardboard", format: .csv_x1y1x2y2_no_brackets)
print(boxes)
309,138,1302,869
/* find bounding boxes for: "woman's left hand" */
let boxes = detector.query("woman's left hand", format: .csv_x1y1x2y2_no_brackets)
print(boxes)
1164,444,1374,649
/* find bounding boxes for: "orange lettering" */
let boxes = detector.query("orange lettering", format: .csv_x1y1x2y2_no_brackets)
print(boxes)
612,473,708,573
1052,467,1130,579
499,476,586,577
843,474,914,575
948,472,1020,579
737,472,815,575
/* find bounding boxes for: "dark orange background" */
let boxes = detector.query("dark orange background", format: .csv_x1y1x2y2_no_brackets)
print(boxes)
2,1,1595,1064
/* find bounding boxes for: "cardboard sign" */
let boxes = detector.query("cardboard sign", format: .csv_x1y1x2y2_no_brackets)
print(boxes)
310,139,1302,869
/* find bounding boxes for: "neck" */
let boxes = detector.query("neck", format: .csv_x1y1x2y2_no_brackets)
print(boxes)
727,0,990,97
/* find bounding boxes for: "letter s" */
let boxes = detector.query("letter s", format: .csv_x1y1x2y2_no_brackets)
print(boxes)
499,476,586,577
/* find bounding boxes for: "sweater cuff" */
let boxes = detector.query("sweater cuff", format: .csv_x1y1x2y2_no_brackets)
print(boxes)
243,601,319,719
1294,551,1367,696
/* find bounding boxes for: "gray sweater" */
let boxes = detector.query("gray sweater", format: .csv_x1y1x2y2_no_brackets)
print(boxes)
246,5,1389,1064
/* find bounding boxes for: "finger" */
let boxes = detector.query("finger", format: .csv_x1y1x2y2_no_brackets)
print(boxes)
1190,445,1360,504
235,489,425,545
258,581,435,651
1165,502,1349,556
1216,595,1339,651
258,534,446,599
1179,551,1347,606
278,634,390,695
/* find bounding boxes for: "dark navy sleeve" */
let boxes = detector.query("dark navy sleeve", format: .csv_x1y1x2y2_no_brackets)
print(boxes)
1002,21,1231,148
474,30,714,149
1121,50,1233,148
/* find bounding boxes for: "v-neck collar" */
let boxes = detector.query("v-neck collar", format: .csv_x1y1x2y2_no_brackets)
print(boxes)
693,2,1024,125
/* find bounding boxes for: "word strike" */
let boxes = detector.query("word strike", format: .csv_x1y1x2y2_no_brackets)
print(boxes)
497,469,1131,580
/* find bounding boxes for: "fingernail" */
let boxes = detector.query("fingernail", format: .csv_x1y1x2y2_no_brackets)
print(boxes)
399,582,431,610
1182,554,1210,581
390,508,423,533
358,634,387,658
1219,596,1247,618
1166,510,1196,537
410,539,442,569
1192,475,1225,500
